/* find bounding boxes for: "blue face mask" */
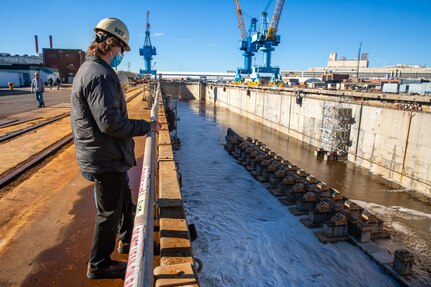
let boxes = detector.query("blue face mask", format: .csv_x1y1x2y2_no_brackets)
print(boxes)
109,48,123,67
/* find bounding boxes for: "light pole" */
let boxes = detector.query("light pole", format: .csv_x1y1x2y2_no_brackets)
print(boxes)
356,41,363,81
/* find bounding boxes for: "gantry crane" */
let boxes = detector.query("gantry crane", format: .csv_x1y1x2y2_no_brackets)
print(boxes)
139,11,157,76
251,0,285,83
234,0,258,82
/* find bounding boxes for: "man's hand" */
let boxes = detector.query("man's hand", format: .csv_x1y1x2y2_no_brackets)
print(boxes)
150,120,161,133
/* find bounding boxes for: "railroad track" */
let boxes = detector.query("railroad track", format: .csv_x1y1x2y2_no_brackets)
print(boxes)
0,113,70,144
0,87,144,189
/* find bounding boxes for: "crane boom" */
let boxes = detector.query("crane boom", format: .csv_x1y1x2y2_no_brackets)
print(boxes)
234,0,247,40
266,0,285,41
146,11,150,32
145,11,152,47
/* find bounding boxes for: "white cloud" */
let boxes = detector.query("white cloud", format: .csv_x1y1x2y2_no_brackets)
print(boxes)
153,32,164,37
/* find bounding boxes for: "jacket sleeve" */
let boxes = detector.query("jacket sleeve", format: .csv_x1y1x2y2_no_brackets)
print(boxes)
86,75,151,138
41,79,45,92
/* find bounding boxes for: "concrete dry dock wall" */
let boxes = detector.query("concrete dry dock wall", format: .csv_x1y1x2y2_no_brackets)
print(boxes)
205,85,431,197
161,81,205,100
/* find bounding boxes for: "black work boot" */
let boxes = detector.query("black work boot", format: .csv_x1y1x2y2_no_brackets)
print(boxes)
86,260,127,279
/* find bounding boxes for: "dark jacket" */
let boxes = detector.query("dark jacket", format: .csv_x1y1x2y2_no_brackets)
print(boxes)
71,54,150,173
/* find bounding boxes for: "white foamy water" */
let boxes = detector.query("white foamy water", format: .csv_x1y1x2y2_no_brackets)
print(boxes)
174,101,397,287
353,200,431,221
353,199,431,269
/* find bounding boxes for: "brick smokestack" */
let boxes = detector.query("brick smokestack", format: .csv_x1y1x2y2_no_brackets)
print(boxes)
49,35,53,48
35,35,39,54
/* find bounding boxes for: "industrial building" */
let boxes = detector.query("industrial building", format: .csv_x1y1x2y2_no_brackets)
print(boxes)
0,53,43,65
43,48,85,84
0,62,58,88
282,53,431,80
327,52,369,70
383,81,431,95
0,53,58,88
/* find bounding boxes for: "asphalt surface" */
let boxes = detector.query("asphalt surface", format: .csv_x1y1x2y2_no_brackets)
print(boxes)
0,86,72,118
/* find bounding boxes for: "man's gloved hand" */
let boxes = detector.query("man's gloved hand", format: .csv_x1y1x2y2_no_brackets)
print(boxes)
150,120,161,133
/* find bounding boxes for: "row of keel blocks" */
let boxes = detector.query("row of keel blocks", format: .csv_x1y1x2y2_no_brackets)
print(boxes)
224,128,417,279
225,131,379,238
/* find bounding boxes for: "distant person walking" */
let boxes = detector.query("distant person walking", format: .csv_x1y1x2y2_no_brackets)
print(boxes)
55,77,61,90
31,71,45,108
70,17,161,280
48,77,53,89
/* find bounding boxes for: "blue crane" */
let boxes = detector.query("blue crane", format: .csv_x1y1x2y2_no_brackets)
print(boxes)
139,11,157,76
234,0,258,82
251,0,285,83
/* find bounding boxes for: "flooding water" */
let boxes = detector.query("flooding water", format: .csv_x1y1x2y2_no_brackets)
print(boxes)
174,99,431,284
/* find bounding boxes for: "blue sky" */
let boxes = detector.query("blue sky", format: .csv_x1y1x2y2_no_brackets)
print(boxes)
1,0,430,72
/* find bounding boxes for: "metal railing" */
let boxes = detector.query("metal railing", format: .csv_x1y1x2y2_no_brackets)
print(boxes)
124,82,160,287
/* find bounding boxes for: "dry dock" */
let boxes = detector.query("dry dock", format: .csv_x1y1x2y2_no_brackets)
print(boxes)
0,81,430,286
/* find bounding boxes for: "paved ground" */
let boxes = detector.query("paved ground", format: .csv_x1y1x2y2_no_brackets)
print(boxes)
0,85,72,118
0,88,150,286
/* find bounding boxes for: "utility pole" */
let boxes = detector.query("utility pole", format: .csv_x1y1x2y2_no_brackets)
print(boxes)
356,41,363,82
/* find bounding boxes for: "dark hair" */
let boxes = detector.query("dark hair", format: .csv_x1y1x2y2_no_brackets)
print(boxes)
87,32,124,57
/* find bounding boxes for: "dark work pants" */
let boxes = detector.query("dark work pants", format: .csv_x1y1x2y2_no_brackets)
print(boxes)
88,171,134,269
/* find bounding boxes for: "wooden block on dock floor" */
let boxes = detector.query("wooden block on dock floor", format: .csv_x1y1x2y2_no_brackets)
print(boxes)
371,230,391,240
300,218,323,229
245,166,255,172
158,160,182,207
278,197,296,206
269,188,285,197
314,231,349,243
263,183,271,189
288,207,308,216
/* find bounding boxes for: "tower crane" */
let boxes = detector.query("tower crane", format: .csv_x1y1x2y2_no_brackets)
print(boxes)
251,0,285,83
139,10,157,76
234,0,258,82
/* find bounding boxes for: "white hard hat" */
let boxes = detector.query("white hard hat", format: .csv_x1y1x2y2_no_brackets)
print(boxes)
35,71,40,76
94,17,131,51
116,70,129,92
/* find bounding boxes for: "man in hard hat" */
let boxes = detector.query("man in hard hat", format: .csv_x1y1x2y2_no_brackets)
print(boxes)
31,71,45,108
70,17,161,280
